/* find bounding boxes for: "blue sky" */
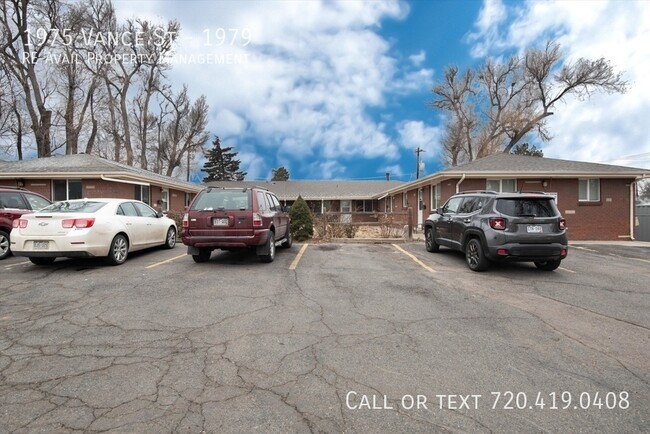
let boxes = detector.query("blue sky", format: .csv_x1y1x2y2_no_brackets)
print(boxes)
113,0,650,181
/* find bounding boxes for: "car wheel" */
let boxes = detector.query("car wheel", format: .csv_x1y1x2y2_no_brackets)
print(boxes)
164,227,176,249
465,238,489,271
106,234,128,265
534,259,561,271
0,230,10,260
259,231,275,263
29,257,56,265
281,229,292,248
192,248,211,263
425,227,439,252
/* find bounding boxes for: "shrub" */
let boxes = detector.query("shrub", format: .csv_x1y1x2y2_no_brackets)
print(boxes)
289,196,314,241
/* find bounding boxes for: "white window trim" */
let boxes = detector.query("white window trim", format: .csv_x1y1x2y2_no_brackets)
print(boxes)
579,178,600,202
487,179,517,193
52,179,82,201
402,192,408,208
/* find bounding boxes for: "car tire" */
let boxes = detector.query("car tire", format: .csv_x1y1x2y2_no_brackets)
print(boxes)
281,229,292,249
0,230,10,260
106,234,129,265
29,257,56,265
259,231,275,263
465,238,489,271
192,248,211,263
425,227,439,252
164,227,176,249
534,259,561,271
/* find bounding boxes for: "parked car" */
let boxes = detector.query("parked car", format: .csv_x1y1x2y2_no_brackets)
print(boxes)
424,191,568,271
10,199,177,265
181,187,291,263
0,186,52,260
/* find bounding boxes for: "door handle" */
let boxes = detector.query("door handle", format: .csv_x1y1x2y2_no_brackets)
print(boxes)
463,219,471,223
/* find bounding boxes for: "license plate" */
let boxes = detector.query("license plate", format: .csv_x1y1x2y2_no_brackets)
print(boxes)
213,218,229,226
33,241,49,250
527,225,543,233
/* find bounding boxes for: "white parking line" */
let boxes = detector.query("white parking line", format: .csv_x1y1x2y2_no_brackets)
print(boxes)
146,254,187,269
289,243,308,270
559,266,576,273
4,260,31,270
392,244,436,273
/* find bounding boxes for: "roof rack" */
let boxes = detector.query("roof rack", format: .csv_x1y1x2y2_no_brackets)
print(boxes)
0,185,27,191
456,190,498,195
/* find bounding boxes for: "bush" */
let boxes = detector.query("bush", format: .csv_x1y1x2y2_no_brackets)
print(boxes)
289,196,314,241
165,210,185,237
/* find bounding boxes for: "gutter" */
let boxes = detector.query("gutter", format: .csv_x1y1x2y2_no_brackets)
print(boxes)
101,175,149,186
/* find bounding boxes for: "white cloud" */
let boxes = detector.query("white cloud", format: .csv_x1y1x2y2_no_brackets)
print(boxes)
409,50,426,66
465,0,509,57
111,0,430,178
397,120,443,160
467,0,650,169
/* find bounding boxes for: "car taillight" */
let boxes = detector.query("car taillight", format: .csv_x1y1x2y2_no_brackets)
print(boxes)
489,218,506,230
62,218,95,229
559,218,567,231
182,213,189,228
253,212,263,227
13,219,28,228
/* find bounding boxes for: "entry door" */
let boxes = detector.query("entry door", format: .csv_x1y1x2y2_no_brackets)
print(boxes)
417,189,424,230
341,200,352,223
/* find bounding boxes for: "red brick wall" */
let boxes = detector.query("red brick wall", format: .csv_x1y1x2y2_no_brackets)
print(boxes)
21,178,194,213
405,177,634,240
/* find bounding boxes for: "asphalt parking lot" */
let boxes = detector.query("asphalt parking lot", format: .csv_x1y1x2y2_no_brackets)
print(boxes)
1,241,648,433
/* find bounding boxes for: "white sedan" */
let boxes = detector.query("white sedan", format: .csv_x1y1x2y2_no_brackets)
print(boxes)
10,199,177,265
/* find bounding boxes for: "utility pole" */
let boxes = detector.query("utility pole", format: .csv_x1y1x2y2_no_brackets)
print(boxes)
415,147,425,179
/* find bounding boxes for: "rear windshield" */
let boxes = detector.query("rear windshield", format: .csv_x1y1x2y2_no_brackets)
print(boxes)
495,198,557,217
191,190,250,211
40,201,106,213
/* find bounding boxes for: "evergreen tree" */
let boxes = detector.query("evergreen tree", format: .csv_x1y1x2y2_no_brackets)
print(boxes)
512,143,544,157
271,166,290,181
202,136,247,182
289,196,313,241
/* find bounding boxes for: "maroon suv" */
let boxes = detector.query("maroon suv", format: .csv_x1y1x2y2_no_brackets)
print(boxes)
0,186,52,260
181,187,292,263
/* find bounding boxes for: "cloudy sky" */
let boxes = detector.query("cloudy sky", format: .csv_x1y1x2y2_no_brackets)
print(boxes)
114,0,650,181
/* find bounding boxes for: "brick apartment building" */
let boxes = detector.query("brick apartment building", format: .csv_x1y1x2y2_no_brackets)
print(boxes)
0,153,201,212
377,154,649,240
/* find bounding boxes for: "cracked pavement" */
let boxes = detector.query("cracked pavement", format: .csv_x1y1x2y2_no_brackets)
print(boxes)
0,242,648,433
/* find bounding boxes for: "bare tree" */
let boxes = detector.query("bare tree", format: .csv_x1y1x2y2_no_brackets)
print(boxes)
155,85,209,176
430,41,628,165
0,0,61,157
130,19,179,170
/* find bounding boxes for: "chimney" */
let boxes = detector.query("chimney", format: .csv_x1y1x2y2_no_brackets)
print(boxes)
385,172,390,181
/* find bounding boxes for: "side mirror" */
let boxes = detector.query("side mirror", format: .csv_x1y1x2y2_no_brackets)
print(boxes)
157,210,164,218
436,207,443,215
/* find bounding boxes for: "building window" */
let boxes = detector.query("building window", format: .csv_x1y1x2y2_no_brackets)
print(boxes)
430,184,441,210
579,179,600,202
185,193,193,207
134,185,150,205
160,189,169,211
341,200,352,213
402,192,408,208
52,179,82,201
486,179,516,193
355,200,374,213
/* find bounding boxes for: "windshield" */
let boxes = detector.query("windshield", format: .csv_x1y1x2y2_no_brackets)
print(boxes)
40,201,107,213
495,198,557,217
191,190,250,211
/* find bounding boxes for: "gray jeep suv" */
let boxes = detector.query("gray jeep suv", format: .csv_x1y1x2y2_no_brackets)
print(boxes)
424,191,568,271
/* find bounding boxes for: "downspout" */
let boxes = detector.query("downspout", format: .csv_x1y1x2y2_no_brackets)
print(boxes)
455,173,466,193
